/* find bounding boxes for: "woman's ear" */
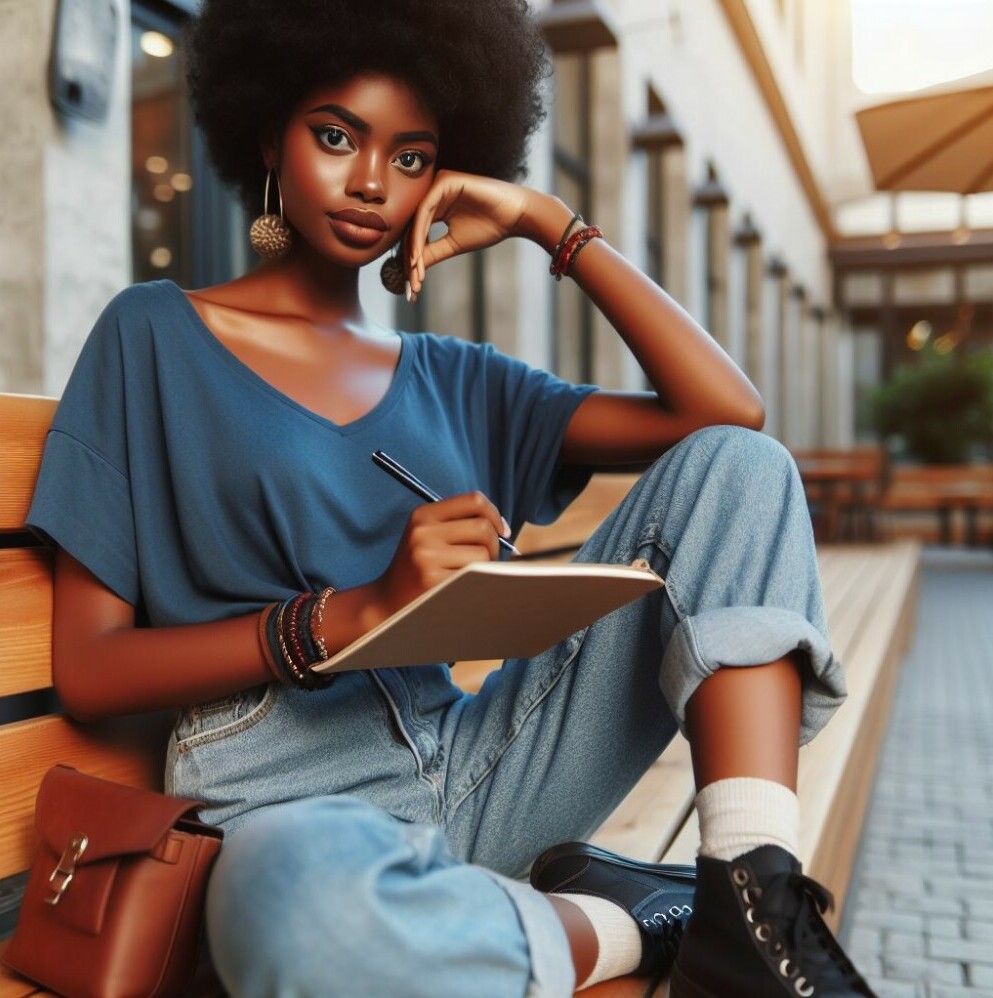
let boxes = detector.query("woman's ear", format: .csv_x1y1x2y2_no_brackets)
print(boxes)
259,135,280,171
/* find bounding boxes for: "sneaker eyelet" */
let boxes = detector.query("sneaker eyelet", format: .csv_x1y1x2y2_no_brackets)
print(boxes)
779,959,797,979
746,908,756,924
770,940,784,956
755,923,772,942
732,867,749,887
742,887,762,905
795,976,814,996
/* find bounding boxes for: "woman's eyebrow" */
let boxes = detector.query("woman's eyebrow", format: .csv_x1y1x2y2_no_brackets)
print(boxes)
395,130,438,147
307,103,438,147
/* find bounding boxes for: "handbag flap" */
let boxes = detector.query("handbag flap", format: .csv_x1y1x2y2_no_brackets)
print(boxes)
34,765,208,864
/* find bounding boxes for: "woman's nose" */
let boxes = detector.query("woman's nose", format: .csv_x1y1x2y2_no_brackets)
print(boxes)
347,152,386,203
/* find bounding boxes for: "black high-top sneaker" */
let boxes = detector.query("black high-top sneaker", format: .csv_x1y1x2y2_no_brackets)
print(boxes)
530,841,696,977
670,845,877,997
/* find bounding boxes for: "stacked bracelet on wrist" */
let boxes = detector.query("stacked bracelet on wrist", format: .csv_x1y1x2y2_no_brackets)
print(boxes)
549,215,603,281
258,587,337,690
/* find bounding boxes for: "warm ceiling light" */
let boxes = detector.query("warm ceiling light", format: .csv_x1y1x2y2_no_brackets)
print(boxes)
952,225,971,245
882,231,902,250
153,184,176,203
934,331,960,354
145,155,168,174
906,320,932,350
150,247,173,268
140,31,174,58
170,173,193,192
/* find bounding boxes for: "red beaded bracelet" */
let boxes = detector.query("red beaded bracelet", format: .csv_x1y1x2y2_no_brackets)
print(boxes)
549,225,603,281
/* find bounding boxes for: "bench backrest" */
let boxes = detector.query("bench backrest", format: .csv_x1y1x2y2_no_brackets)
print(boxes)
0,393,169,885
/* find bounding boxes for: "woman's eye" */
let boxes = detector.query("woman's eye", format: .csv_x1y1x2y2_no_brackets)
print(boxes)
314,126,354,152
394,151,431,174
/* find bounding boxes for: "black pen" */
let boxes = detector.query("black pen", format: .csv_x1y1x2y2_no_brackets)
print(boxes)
372,450,521,557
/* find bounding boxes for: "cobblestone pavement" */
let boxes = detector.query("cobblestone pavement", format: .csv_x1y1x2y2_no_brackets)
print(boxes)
841,547,993,997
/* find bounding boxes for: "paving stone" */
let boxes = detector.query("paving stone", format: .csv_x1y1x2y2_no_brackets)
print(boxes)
967,899,993,920
886,932,927,957
856,909,927,933
863,977,926,998
927,917,965,939
840,551,993,995
884,954,966,985
928,937,993,964
969,963,993,987
965,920,993,942
930,988,992,998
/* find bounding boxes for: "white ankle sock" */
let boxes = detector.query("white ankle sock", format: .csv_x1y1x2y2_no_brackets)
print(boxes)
696,777,800,862
557,893,643,989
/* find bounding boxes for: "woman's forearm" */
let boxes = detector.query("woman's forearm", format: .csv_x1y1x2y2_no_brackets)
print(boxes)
516,192,765,428
54,549,388,721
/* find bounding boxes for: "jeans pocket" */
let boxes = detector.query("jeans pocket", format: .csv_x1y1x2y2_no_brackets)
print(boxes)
173,683,277,754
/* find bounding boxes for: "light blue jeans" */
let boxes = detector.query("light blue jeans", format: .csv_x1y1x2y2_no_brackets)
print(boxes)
167,426,847,997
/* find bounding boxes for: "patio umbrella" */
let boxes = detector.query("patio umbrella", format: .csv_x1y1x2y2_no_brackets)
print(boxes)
855,73,993,194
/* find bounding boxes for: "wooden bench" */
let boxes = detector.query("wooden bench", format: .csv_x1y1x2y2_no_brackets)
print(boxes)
0,392,921,997
792,448,887,544
882,464,993,546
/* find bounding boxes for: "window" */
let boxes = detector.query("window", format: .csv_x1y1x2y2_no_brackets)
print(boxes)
635,90,682,290
131,2,248,289
694,164,730,348
551,52,594,383
734,215,763,387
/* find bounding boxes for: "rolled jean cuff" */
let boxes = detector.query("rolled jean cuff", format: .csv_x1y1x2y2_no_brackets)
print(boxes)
478,868,576,998
659,606,848,746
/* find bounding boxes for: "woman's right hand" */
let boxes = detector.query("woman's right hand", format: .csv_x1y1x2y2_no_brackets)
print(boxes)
373,492,511,617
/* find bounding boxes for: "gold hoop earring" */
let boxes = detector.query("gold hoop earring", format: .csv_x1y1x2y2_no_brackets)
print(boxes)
249,169,293,259
379,240,406,295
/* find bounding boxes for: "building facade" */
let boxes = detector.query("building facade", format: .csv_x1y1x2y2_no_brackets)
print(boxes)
8,0,986,452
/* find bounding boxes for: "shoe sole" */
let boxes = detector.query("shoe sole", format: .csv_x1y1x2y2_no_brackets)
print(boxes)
530,841,697,889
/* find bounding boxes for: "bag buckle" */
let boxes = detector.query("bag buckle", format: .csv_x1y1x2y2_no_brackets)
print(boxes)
45,834,88,906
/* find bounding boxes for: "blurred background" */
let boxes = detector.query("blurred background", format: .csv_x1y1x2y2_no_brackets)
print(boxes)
1,0,992,545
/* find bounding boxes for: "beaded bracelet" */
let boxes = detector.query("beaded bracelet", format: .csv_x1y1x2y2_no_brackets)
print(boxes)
259,589,336,690
552,212,584,261
549,225,604,281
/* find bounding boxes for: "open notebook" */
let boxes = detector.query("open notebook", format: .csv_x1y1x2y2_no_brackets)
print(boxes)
312,559,664,673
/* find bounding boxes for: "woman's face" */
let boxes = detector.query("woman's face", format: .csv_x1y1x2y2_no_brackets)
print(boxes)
272,74,439,266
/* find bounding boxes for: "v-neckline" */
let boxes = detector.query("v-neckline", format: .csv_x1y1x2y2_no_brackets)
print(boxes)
162,279,411,435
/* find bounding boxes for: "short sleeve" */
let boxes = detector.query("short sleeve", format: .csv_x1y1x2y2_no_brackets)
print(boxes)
482,345,598,526
26,291,140,605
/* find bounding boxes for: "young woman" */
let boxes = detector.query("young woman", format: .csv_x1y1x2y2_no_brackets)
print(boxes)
27,1,875,995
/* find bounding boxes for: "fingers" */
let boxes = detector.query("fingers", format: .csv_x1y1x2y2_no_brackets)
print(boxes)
411,491,508,535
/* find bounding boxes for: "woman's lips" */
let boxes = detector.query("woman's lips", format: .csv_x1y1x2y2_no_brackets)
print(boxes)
327,208,389,247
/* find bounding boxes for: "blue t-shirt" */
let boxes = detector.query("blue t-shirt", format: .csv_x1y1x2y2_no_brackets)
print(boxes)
27,280,597,630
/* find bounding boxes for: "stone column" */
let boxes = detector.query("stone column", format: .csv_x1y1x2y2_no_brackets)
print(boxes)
0,0,131,396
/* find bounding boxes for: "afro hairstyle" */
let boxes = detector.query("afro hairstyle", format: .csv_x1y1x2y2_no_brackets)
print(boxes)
184,0,552,216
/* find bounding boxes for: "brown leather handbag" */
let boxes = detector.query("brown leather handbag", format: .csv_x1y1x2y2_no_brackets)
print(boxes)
2,765,223,998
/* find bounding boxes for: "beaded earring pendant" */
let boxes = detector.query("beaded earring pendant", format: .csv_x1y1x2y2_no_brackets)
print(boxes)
249,169,292,259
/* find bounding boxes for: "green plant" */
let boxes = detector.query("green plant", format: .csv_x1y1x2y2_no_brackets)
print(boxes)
869,348,993,464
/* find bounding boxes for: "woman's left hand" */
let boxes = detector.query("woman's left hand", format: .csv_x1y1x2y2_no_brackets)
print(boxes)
405,170,535,294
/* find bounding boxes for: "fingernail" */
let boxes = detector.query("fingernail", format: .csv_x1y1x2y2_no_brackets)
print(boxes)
405,281,412,303
501,517,511,537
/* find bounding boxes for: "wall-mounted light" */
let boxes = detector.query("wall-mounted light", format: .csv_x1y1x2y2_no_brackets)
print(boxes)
140,31,174,58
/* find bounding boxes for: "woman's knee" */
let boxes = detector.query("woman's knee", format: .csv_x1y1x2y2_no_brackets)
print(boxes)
206,796,425,994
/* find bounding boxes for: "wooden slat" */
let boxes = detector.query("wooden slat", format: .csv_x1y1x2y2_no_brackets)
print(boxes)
0,940,46,998
0,713,171,879
0,550,52,698
516,474,639,555
0,396,57,533
592,737,695,861
801,543,921,911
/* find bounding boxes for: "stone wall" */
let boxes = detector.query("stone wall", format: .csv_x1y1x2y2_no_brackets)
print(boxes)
0,0,130,396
